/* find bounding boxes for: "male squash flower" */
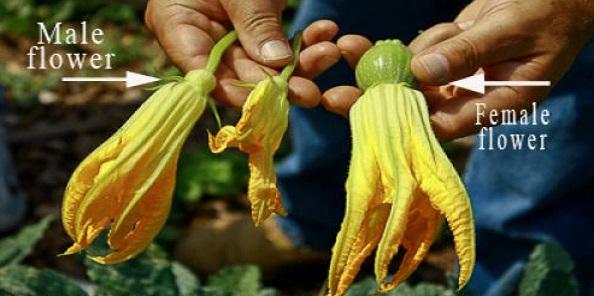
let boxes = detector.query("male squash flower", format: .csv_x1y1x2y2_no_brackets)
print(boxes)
328,40,475,296
208,34,302,226
61,32,238,264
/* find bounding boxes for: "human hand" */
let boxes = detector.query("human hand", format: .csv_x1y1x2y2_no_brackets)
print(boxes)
322,0,594,141
145,0,341,107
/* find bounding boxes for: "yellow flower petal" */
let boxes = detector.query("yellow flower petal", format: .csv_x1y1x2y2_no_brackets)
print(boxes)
357,84,417,288
382,189,440,291
61,69,215,263
407,86,476,288
91,159,178,264
208,76,289,225
328,83,475,295
328,87,385,295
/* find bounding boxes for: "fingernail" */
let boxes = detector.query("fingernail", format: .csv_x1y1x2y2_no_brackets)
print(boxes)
457,20,475,30
260,40,292,62
415,53,450,84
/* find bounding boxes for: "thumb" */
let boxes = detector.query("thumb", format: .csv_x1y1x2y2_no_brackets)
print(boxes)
220,0,290,67
411,20,529,85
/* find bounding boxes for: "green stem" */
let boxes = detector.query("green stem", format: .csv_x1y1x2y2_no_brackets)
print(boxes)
208,98,222,129
280,32,303,81
206,31,238,73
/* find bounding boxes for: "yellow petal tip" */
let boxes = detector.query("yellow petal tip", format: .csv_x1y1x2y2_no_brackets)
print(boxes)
61,242,85,256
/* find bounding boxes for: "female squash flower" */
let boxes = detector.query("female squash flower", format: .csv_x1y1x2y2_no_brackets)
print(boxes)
208,34,302,226
328,40,475,296
61,32,238,264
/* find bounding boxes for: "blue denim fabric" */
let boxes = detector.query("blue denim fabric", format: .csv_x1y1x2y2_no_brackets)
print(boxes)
465,46,594,295
0,86,26,232
277,0,594,294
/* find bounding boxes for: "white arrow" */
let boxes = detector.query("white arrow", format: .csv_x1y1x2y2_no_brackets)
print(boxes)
450,74,550,94
62,71,160,88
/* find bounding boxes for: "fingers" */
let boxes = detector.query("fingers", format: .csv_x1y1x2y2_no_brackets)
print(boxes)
296,42,341,79
288,77,322,108
409,22,465,54
314,34,370,116
220,51,324,108
220,0,291,68
157,25,213,72
296,20,341,78
214,78,252,107
193,0,228,21
453,0,486,22
218,19,341,108
215,76,324,109
146,0,219,72
420,85,452,111
429,83,549,142
411,18,533,85
302,19,339,46
337,35,373,69
312,35,371,116
322,86,362,117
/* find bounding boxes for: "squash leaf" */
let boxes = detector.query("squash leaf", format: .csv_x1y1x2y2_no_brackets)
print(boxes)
0,265,86,296
172,262,201,296
519,241,579,296
206,265,275,296
175,148,248,204
345,277,457,296
85,244,199,296
0,215,53,267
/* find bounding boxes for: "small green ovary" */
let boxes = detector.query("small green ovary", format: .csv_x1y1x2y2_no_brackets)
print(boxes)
355,40,415,91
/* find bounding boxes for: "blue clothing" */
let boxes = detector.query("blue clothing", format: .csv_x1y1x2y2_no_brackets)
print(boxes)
0,86,26,233
466,48,594,295
277,0,594,295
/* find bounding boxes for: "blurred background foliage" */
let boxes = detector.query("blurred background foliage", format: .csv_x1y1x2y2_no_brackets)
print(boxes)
0,216,580,295
0,0,162,108
175,148,248,205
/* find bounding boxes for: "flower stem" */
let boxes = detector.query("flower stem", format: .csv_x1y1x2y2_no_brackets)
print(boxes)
280,32,303,81
206,31,238,73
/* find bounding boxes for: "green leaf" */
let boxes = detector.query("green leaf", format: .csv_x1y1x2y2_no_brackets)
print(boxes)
196,287,225,296
0,265,86,296
410,283,454,296
172,262,201,296
47,0,76,25
345,276,454,296
0,215,53,267
85,244,194,296
175,148,248,203
257,288,277,296
519,241,579,296
206,265,264,296
91,4,138,25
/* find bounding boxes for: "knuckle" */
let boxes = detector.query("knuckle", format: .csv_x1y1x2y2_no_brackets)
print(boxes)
434,111,458,134
449,36,481,70
236,7,280,36
504,86,531,106
431,111,459,141
431,23,461,40
145,0,196,33
166,8,193,25
431,22,457,32
144,1,155,31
